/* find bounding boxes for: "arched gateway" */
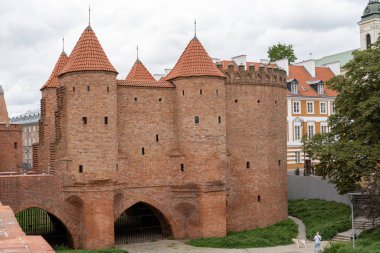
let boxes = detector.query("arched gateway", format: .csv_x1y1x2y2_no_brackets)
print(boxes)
114,202,172,244
16,207,73,248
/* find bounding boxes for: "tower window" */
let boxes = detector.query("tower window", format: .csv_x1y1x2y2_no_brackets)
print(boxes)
156,134,159,142
246,161,250,169
182,90,185,96
134,97,138,102
257,100,261,103
216,89,219,96
104,117,108,125
278,160,281,166
107,86,110,92
142,147,145,155
275,100,277,104
73,87,75,92
87,86,90,92
79,165,83,173
258,195,261,202
158,98,162,102
235,99,238,103
366,34,372,49
195,116,200,124
180,163,184,172
14,142,17,149
82,117,87,125
200,89,202,95
218,116,221,124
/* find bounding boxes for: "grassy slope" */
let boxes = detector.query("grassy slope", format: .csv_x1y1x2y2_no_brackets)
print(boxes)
288,199,351,240
323,227,380,253
187,219,297,248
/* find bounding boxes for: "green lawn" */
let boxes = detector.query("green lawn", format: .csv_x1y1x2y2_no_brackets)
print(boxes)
322,227,380,253
187,219,297,248
288,199,351,240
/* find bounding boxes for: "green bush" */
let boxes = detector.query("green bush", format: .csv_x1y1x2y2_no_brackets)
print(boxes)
288,199,351,240
187,219,297,248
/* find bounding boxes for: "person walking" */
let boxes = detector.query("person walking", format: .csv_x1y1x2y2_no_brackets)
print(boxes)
313,231,322,253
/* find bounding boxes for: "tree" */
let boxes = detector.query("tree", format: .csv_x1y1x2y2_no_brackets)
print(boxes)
303,38,380,194
267,43,297,63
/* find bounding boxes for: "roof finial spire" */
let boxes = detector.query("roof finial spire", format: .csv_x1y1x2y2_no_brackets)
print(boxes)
88,5,91,26
137,45,139,60
194,19,197,38
62,37,65,52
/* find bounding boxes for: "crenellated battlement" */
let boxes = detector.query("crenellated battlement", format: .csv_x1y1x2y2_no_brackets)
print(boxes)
216,63,287,86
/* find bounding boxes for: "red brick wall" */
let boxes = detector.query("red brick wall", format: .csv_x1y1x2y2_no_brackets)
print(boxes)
0,124,23,172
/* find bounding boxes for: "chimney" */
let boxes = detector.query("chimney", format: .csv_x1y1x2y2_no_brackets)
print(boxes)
0,85,10,124
272,58,289,76
260,59,269,65
297,60,316,78
231,55,247,69
212,58,220,64
153,74,166,81
323,62,341,76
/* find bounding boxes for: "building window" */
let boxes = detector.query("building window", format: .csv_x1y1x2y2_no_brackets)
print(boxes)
79,165,83,173
308,125,315,138
180,163,184,172
104,117,108,125
14,142,17,149
246,162,250,169
318,84,324,95
307,101,314,114
87,86,90,92
293,101,301,114
142,147,145,155
291,82,298,94
218,116,221,124
295,151,301,163
366,34,371,49
332,102,336,114
320,102,327,114
321,125,328,134
195,116,200,124
82,117,87,125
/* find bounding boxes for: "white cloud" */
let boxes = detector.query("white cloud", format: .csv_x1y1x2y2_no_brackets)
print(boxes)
0,0,367,116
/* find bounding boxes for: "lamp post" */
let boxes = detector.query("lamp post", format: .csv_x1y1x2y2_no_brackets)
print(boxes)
348,192,360,249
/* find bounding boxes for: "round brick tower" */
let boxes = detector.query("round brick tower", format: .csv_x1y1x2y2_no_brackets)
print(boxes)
166,37,228,237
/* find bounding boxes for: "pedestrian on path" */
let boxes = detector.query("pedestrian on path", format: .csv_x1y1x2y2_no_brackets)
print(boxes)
313,231,322,253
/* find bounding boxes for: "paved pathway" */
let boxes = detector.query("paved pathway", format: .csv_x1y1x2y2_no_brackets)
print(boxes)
117,216,328,253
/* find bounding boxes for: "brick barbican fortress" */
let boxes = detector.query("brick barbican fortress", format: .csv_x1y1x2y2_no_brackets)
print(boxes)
0,23,288,249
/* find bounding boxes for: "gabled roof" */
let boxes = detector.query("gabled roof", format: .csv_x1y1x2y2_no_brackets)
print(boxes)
125,59,155,81
288,65,337,97
59,26,118,76
41,51,69,90
165,37,225,80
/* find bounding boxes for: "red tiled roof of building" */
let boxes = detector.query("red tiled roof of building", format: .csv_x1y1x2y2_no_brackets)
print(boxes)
288,65,336,97
116,80,174,88
125,59,155,81
41,51,69,90
59,26,118,76
165,37,225,80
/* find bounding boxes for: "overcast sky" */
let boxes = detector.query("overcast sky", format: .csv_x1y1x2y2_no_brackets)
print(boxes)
0,0,367,117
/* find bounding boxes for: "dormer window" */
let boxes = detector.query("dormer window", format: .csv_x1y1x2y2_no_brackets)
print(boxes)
318,84,324,95
288,80,298,94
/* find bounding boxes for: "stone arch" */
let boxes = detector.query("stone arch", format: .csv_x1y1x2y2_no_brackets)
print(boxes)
64,195,84,248
16,206,74,248
114,194,181,239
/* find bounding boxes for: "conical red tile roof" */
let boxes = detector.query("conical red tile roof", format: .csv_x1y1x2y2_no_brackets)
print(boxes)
41,51,69,90
125,59,155,81
59,26,118,76
165,37,225,81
